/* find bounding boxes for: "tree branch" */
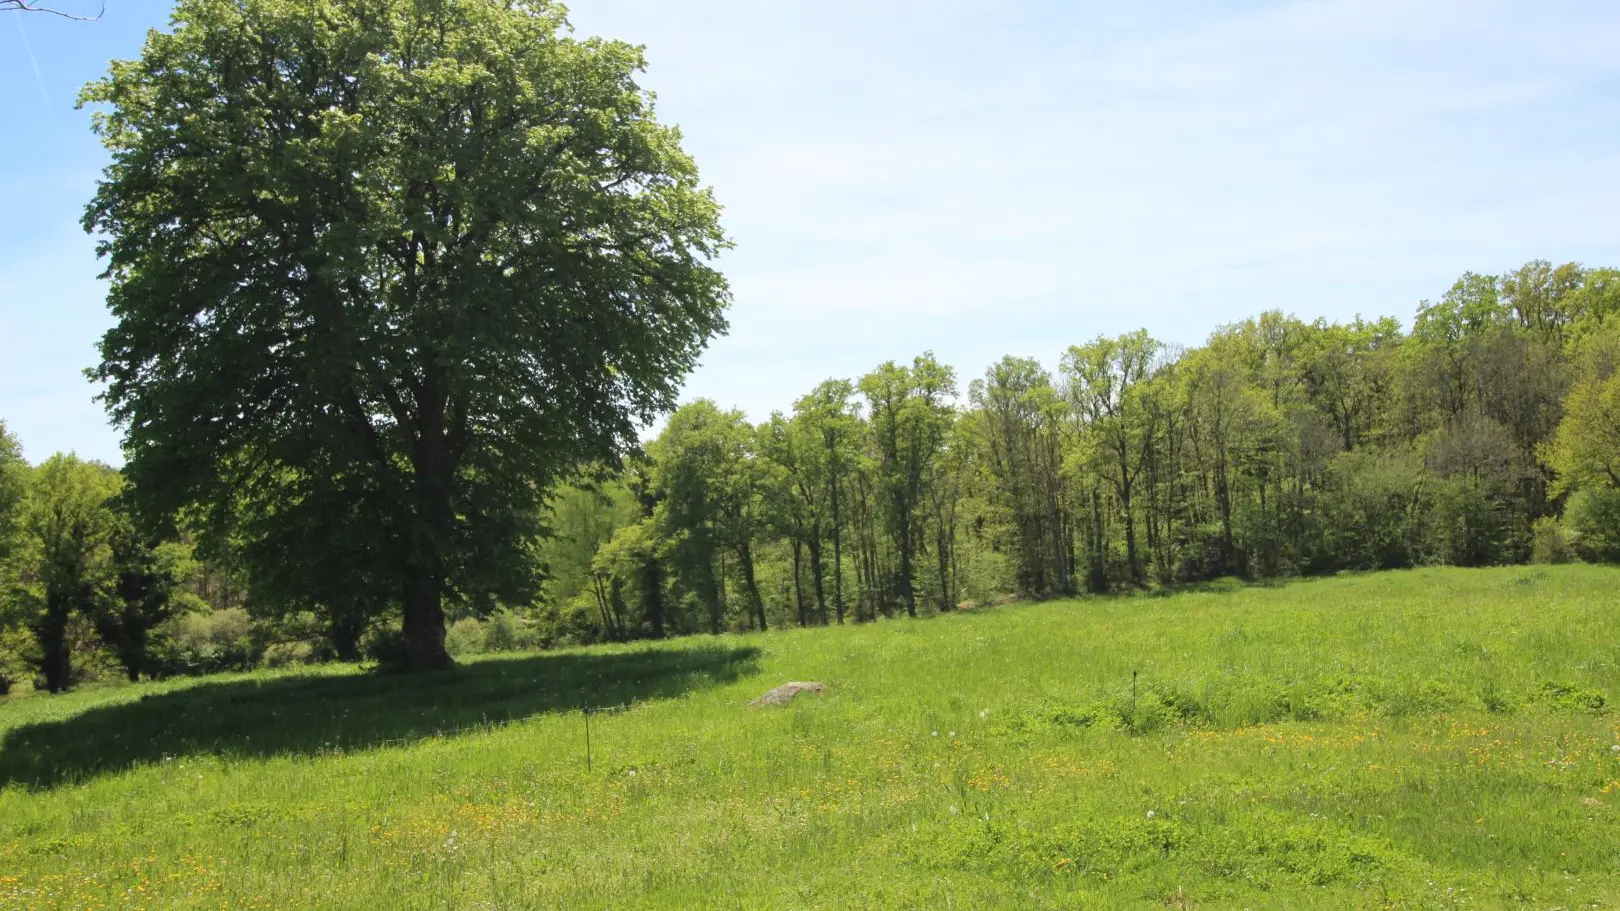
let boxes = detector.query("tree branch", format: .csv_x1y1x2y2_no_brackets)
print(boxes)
1,0,104,20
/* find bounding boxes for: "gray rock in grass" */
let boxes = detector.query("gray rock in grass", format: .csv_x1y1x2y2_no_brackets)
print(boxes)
748,681,827,708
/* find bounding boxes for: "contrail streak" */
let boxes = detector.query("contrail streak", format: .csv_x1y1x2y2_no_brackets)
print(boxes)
14,12,53,113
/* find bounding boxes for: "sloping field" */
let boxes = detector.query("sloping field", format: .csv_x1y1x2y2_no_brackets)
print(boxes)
2,566,1619,909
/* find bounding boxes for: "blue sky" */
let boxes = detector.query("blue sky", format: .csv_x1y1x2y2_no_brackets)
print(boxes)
3,0,1619,465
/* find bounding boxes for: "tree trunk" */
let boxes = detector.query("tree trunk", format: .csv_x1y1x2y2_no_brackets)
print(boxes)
791,537,807,627
807,531,827,625
401,571,452,671
1121,485,1141,584
1049,496,1070,595
897,517,916,618
641,556,665,638
116,629,146,682
1215,446,1236,575
711,547,726,634
830,474,845,625
402,385,456,671
591,575,613,638
330,609,366,662
37,592,73,693
1089,486,1108,593
738,540,766,631
609,577,630,642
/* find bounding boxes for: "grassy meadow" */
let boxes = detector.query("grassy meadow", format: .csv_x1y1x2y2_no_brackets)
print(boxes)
2,565,1619,909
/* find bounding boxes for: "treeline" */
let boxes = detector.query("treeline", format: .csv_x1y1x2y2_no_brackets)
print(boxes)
533,260,1620,642
0,447,213,694
3,260,1618,691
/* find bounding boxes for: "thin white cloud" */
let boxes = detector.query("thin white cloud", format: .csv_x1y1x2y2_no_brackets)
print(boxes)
557,0,1620,427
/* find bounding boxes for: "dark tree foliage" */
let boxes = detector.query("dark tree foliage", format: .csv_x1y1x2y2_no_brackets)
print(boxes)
95,517,199,682
83,0,729,669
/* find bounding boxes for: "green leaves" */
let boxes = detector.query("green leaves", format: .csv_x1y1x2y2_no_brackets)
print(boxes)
1546,322,1620,496
84,0,730,664
0,422,25,575
6,454,124,691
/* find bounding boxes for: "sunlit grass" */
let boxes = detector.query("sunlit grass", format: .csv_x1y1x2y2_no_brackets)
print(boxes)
2,565,1619,909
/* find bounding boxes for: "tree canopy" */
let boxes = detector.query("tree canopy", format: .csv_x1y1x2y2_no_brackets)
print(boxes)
82,0,730,669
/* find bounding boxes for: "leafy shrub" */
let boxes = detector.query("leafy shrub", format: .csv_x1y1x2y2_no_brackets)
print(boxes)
483,611,520,652
361,627,411,672
1565,487,1620,563
151,607,262,676
1430,475,1513,567
533,593,611,649
1530,516,1576,564
0,627,37,696
445,617,485,658
1311,446,1428,572
262,641,315,669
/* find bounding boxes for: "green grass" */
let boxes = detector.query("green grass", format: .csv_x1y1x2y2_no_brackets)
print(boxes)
3,565,1620,909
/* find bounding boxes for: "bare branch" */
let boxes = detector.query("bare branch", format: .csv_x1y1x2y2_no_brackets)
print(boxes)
0,0,104,20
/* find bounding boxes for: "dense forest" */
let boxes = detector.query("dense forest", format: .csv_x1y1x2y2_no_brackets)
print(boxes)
4,259,1617,692
530,260,1620,641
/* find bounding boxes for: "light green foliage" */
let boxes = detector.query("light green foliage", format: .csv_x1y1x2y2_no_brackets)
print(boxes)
1548,325,1620,495
0,423,28,692
534,262,1620,647
160,607,261,675
444,616,485,659
1530,516,1575,564
968,357,1070,597
1545,323,1620,562
535,481,639,613
1063,330,1167,583
2,567,1619,907
859,354,957,617
1563,488,1620,563
585,518,661,640
649,401,767,632
1564,269,1620,338
1297,316,1401,452
0,421,24,569
1501,259,1586,338
481,611,522,653
82,0,729,669
791,379,863,623
7,455,123,692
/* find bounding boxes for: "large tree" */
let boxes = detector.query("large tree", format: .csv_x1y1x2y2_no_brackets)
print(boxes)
10,455,123,692
84,0,730,669
1062,331,1162,584
649,401,766,633
793,380,860,623
970,357,1070,596
96,519,203,681
860,354,956,618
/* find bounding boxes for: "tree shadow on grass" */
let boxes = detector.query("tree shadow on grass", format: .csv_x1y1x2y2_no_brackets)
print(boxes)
1135,575,1294,599
0,644,760,791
